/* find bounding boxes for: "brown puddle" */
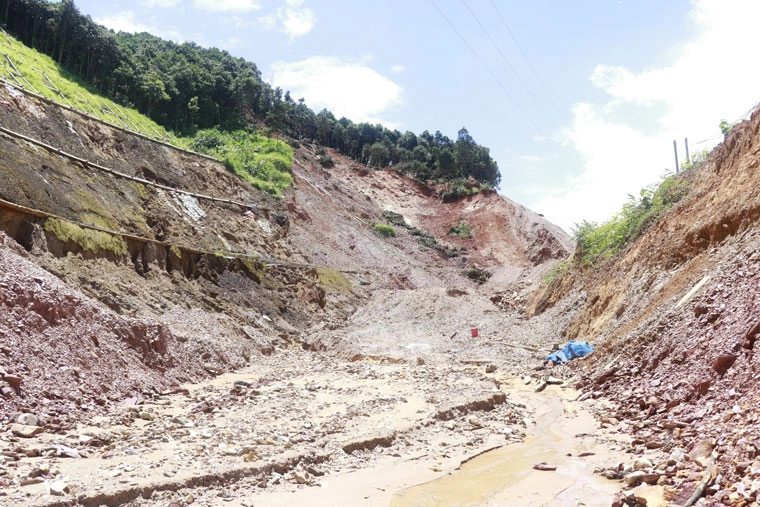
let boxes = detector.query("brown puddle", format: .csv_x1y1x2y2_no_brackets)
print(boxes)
391,381,624,507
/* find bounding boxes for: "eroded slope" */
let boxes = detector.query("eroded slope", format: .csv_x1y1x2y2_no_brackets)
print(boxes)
536,107,760,504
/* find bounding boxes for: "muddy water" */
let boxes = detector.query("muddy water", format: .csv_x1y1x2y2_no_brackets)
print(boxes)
392,383,624,507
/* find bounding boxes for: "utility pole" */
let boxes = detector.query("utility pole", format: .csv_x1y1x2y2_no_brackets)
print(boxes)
673,140,679,174
684,137,690,167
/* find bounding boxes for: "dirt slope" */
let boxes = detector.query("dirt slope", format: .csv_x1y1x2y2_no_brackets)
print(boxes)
9,69,760,505
0,81,587,505
0,83,570,422
531,107,760,504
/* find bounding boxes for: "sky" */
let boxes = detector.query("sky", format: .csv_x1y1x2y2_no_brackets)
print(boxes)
70,0,760,233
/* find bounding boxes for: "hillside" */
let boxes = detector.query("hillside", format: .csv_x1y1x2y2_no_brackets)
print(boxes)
533,109,760,505
2,12,760,506
0,77,580,505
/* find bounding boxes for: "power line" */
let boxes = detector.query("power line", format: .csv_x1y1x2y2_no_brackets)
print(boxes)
428,0,560,156
489,0,569,127
461,0,562,135
692,100,760,146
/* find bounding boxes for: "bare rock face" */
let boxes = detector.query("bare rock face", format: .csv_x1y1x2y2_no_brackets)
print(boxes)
0,234,208,425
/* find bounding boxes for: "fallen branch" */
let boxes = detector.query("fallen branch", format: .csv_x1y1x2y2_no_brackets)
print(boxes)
500,341,550,354
683,450,718,507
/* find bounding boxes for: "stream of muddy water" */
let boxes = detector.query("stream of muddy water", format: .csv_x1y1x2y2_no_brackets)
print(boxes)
391,382,624,506
242,379,626,507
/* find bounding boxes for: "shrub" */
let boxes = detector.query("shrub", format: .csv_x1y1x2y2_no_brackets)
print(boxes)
680,149,709,172
465,267,491,283
382,211,407,227
719,120,736,137
449,219,472,238
374,223,396,237
573,172,690,265
189,128,293,196
442,178,479,200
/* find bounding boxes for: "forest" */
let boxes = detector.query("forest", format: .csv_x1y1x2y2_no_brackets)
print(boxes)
0,0,501,191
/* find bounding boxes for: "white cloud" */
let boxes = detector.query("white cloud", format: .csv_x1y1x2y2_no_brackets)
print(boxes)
534,0,760,232
258,14,277,29
96,11,149,34
193,0,261,13
391,64,405,74
226,16,253,29
271,56,403,125
95,11,184,41
219,37,244,50
139,0,183,7
277,0,315,39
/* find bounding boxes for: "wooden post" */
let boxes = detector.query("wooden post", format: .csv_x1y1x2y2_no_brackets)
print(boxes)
684,137,690,166
674,140,679,173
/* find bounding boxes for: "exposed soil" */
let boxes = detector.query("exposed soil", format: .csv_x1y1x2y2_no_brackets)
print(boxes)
3,78,760,507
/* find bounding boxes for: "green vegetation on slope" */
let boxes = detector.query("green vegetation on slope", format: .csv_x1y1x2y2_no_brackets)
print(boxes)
0,30,175,143
449,219,472,238
573,172,690,265
373,223,396,238
1,0,502,190
0,29,294,197
190,128,293,196
381,210,462,258
45,218,127,257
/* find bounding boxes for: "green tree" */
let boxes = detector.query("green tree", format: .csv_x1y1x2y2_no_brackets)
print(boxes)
455,127,476,179
719,120,735,137
142,71,170,116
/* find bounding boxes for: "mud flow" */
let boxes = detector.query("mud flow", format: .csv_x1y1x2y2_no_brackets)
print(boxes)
393,381,625,506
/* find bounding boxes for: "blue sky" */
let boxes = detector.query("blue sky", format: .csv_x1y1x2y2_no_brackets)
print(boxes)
73,0,760,233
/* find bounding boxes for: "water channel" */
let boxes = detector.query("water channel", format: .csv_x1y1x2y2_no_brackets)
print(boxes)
392,383,625,506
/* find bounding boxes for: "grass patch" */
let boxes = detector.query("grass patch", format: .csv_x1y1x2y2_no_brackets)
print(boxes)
449,219,472,238
45,218,127,256
374,223,396,238
189,128,293,197
0,33,176,144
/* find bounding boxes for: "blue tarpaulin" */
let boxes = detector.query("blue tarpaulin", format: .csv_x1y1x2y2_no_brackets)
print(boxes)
544,340,595,365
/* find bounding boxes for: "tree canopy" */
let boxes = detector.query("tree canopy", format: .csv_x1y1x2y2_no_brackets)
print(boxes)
1,0,502,189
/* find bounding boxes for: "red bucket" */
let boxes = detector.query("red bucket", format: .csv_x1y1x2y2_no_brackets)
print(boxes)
471,327,479,338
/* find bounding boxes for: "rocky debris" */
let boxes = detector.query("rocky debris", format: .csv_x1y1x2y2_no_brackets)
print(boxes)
48,479,69,496
0,236,210,427
9,424,44,438
0,351,535,506
15,413,41,427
